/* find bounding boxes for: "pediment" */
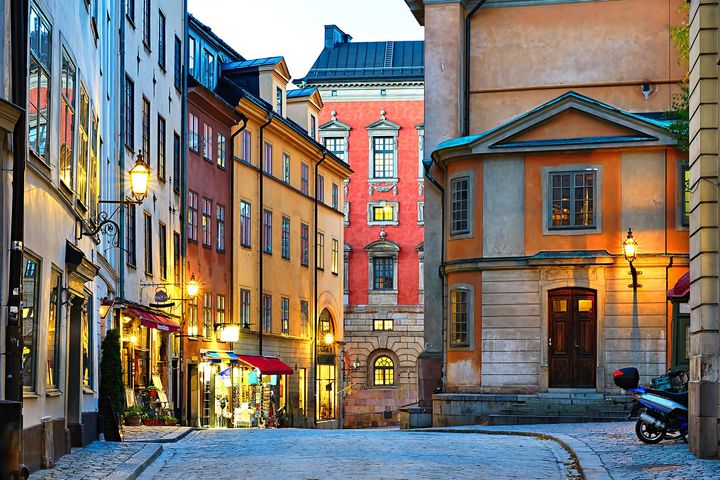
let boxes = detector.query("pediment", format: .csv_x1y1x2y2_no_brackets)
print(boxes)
320,117,351,132
366,117,400,131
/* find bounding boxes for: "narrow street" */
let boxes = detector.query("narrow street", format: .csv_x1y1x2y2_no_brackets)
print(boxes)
137,429,575,479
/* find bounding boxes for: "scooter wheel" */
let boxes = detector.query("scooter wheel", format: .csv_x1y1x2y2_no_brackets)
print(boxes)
635,419,665,444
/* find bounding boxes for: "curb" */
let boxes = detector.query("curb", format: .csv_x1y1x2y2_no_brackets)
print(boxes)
125,427,195,444
417,428,611,480
106,443,163,480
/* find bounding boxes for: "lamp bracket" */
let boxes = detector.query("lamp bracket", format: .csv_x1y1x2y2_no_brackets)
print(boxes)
78,209,121,246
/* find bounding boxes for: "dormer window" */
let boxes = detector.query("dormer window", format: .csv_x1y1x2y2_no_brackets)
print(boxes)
310,115,317,140
276,87,283,115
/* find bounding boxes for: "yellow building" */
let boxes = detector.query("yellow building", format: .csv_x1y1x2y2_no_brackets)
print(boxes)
217,57,352,427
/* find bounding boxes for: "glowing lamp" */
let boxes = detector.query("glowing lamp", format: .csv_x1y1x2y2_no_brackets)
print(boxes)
187,273,200,297
129,152,151,203
324,332,334,345
622,228,638,263
129,335,138,345
98,298,114,319
218,324,240,343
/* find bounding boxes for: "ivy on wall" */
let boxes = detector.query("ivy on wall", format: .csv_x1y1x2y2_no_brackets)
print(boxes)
668,2,689,152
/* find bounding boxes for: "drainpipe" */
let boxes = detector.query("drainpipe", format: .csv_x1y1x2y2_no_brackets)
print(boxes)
313,150,327,424
178,1,188,424
463,0,487,137
258,111,274,356
424,156,446,388
118,0,127,301
229,114,247,345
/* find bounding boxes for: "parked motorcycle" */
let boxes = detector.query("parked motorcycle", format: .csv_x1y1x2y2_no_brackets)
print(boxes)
613,367,688,444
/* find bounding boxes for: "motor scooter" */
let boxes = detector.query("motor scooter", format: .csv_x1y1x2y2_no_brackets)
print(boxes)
613,367,688,444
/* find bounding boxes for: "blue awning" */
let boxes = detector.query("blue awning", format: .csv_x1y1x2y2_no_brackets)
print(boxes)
202,350,239,364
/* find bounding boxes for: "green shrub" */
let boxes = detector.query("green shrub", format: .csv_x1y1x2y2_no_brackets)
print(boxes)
100,329,126,415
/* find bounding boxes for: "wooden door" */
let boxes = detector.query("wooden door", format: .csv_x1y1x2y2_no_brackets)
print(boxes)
549,289,597,388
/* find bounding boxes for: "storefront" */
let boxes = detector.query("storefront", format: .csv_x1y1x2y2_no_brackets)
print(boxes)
316,309,337,422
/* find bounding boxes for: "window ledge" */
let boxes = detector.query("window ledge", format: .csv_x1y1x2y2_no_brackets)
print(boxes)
46,389,63,397
368,178,398,184
83,387,95,395
23,392,40,399
368,221,398,227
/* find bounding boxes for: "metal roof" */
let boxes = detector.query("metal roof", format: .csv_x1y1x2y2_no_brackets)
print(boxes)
287,87,318,98
297,40,424,85
222,56,284,71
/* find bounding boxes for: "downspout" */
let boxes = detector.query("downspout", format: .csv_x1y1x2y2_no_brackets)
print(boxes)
258,111,273,356
5,0,28,406
463,0,487,136
423,156,446,388
313,150,327,424
229,114,247,343
118,0,126,300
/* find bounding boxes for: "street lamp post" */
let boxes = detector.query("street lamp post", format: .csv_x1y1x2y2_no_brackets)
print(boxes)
622,228,641,291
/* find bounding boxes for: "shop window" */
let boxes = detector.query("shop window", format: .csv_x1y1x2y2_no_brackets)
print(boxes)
83,296,94,388
373,356,394,386
22,253,41,391
46,268,62,390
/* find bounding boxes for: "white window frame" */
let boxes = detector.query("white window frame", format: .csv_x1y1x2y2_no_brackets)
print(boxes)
367,201,399,226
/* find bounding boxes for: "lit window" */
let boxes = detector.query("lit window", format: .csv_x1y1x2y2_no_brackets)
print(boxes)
549,171,596,229
28,5,51,160
373,205,394,222
331,238,339,275
450,289,469,346
373,356,394,386
316,232,325,270
373,319,393,331
681,162,690,227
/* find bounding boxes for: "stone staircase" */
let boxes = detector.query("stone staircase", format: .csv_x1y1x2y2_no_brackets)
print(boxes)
487,391,632,426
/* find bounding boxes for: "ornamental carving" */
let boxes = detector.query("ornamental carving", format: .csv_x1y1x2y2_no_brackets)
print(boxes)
344,178,350,196
368,182,398,197
418,180,424,197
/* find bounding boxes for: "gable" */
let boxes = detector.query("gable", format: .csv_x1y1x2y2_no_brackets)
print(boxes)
502,108,652,146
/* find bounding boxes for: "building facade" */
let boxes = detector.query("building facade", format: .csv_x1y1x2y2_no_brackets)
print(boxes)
299,25,425,428
406,0,688,425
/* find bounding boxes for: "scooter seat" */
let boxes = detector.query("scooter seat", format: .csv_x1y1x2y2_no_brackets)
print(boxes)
646,388,688,407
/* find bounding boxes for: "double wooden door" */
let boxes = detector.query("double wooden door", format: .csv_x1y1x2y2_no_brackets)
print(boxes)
548,288,597,388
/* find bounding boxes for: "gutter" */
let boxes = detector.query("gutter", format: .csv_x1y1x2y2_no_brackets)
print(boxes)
463,0,487,137
178,0,188,424
258,111,274,356
313,150,327,425
229,113,247,341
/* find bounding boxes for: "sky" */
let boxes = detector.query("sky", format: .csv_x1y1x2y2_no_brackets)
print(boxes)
187,0,424,83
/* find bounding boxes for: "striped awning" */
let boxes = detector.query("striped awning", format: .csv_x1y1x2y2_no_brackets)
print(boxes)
202,350,239,364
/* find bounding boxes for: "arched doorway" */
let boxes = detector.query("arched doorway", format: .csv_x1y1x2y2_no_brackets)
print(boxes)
548,288,597,388
316,309,336,421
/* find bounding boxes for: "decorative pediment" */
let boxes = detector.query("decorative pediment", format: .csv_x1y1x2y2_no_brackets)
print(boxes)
365,238,400,253
319,113,351,132
366,117,401,131
435,91,678,158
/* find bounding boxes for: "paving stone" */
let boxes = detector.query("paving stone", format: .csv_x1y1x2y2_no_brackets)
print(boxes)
29,442,148,480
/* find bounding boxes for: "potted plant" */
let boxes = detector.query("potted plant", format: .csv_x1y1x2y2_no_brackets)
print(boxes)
146,386,159,399
123,405,145,426
166,416,177,426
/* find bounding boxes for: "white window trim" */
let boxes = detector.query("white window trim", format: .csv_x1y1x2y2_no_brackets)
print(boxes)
367,200,399,226
367,126,399,182
541,164,603,236
417,201,424,226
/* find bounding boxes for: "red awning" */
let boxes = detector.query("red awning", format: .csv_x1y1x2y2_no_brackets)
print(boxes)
128,307,181,333
236,355,293,375
667,271,690,300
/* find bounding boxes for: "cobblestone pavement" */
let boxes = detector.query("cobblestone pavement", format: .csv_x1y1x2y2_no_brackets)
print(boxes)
123,425,193,442
138,428,576,479
29,442,145,479
472,422,720,480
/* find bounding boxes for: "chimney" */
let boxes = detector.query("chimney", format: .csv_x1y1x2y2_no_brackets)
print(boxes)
324,25,352,48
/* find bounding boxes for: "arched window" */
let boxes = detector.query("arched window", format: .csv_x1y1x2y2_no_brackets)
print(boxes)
373,356,394,386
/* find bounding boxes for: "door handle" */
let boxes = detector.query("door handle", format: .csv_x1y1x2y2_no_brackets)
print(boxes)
548,338,552,347
574,344,580,349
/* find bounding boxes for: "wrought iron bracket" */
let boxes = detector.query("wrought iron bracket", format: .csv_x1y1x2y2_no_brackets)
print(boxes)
78,207,123,247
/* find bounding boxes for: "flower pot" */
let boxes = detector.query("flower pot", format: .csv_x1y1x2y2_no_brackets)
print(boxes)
148,390,158,399
151,419,158,426
159,420,166,426
125,415,142,426
142,418,150,426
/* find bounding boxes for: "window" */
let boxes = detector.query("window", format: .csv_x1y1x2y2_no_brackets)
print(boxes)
240,289,251,328
21,254,40,391
141,97,150,161
276,86,283,115
298,368,306,413
174,36,182,90
216,294,226,325
324,137,345,162
301,223,309,266
188,112,199,152
332,183,339,209
126,0,135,21
144,213,153,274
124,75,134,148
282,153,290,183
188,296,198,336
372,137,394,178
310,115,317,139
158,222,167,279
240,201,251,248
450,289,469,346
241,130,251,163
370,203,396,224
281,297,289,334
681,162,690,227
300,300,309,337
59,51,76,188
282,216,290,260
373,257,393,290
373,356,394,386
418,201,425,225
173,132,181,193
156,12,166,69
28,5,51,160
331,238,339,275
263,142,273,174
217,133,226,168
157,115,166,180
262,294,272,333
263,209,272,254
127,203,137,266
82,296,93,388
450,176,469,235
88,111,99,217
301,163,309,194
202,198,212,247
216,205,225,252
316,174,325,202
142,0,151,47
187,191,198,242
203,49,214,87
549,171,595,229
188,36,196,76
77,86,89,202
373,319,393,331
343,249,349,293
173,231,181,283
203,292,212,339
316,232,325,270
343,202,350,226
46,268,62,389
203,123,213,161
418,130,425,178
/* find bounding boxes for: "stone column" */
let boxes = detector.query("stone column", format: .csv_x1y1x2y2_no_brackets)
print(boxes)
687,0,720,459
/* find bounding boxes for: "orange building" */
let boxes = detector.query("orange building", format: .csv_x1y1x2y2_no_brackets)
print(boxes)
406,0,689,426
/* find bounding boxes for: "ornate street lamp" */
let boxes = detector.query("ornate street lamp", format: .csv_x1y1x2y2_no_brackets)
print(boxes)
217,324,241,343
186,274,200,298
622,228,641,291
128,153,151,203
324,332,335,345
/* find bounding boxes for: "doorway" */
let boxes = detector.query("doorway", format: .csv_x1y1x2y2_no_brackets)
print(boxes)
548,288,597,388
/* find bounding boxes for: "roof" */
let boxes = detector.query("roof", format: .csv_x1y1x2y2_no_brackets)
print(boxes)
287,87,318,98
297,40,424,85
223,56,285,71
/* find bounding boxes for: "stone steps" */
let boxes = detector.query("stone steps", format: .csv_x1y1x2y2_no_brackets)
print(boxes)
487,414,629,426
494,391,632,425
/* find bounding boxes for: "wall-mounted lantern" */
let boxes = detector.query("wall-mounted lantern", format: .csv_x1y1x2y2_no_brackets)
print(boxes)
622,228,641,291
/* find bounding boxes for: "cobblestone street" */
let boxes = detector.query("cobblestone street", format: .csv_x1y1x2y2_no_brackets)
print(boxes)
137,428,574,480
